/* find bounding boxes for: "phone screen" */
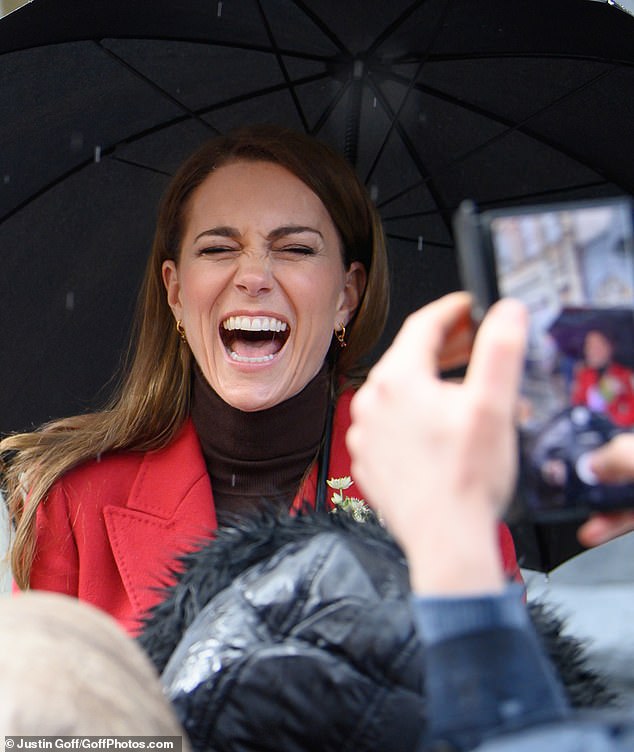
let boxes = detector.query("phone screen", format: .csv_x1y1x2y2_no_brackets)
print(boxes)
482,197,634,520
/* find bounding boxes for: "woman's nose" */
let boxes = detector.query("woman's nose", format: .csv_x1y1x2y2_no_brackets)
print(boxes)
233,252,274,296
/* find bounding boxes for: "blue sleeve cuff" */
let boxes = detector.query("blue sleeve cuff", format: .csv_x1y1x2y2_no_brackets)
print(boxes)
411,583,528,644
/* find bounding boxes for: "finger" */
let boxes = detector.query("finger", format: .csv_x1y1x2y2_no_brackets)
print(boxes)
577,511,634,547
375,292,474,380
465,298,528,417
589,434,634,484
438,308,476,372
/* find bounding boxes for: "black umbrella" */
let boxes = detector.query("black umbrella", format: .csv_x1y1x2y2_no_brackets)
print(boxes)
1,0,633,570
2,0,634,435
548,307,634,369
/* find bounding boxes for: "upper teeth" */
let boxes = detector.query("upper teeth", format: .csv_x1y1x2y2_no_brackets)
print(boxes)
222,316,288,333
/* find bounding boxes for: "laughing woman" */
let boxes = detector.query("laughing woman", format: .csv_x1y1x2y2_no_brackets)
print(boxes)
1,126,520,633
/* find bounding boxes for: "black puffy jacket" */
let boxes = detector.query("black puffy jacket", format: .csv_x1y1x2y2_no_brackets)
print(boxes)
139,511,614,752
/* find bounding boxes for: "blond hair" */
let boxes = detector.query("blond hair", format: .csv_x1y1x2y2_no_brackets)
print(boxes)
0,592,189,739
1,125,389,588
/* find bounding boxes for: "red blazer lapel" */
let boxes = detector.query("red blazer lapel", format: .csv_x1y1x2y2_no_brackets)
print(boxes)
104,421,218,618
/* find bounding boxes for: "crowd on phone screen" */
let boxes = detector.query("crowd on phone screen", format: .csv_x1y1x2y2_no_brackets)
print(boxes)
571,329,634,428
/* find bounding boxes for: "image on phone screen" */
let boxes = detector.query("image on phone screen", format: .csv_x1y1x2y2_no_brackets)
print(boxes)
483,197,634,520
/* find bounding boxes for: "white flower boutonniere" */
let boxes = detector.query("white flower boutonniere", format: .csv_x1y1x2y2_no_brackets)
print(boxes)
327,476,373,523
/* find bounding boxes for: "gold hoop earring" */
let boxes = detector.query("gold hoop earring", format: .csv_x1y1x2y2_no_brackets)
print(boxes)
176,320,188,344
335,322,347,348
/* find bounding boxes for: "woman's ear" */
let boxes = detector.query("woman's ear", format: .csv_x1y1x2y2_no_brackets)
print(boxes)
337,261,367,325
162,260,183,320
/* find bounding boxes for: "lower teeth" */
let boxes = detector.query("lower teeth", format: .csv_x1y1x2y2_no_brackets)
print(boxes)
230,352,275,364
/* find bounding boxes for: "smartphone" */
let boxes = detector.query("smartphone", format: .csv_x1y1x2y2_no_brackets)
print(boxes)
453,195,634,522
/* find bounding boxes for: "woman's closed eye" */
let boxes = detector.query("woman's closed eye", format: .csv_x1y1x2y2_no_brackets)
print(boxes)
196,245,239,257
273,245,316,257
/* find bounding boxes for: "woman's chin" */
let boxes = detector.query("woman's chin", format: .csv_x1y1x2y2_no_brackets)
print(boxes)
212,367,293,412
204,346,320,412
220,388,288,412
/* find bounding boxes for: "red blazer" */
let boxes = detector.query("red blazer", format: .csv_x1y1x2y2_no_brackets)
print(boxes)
571,362,634,427
28,390,521,634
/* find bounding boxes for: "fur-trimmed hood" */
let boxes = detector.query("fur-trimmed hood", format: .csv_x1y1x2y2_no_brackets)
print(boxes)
139,510,615,752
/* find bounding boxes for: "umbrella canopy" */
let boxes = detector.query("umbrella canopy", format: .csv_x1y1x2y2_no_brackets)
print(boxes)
2,0,634,435
548,307,634,369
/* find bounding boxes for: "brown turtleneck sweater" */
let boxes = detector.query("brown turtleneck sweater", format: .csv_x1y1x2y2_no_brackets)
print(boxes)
190,363,330,523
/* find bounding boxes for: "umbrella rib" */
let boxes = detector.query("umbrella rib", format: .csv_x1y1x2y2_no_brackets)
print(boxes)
0,33,340,64
376,65,632,211
254,0,309,132
359,0,452,219
381,59,618,140
287,0,350,56
310,78,352,138
365,0,431,57
0,69,335,225
386,231,453,249
387,62,617,152
366,78,454,235
473,180,611,209
389,49,634,69
93,40,220,135
137,35,338,62
108,156,173,177
344,75,364,165
380,178,608,221
383,207,447,221
194,72,330,116
362,63,424,182
454,70,629,188
0,151,125,225
378,177,611,216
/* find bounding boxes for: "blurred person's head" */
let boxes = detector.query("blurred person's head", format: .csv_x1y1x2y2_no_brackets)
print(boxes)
0,592,189,742
584,329,614,369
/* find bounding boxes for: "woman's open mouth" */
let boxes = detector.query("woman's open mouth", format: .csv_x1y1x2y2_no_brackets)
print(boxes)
220,315,290,364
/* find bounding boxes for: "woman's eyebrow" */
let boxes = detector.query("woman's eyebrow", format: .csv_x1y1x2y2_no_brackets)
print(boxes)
194,226,239,242
193,225,323,243
267,225,323,241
